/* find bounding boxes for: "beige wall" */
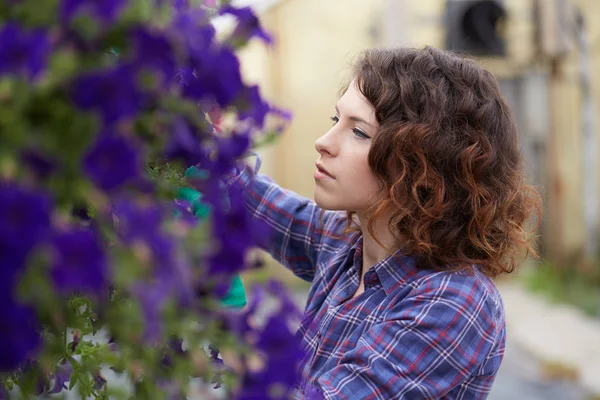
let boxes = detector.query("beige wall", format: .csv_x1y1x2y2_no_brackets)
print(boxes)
238,0,385,198
238,0,600,263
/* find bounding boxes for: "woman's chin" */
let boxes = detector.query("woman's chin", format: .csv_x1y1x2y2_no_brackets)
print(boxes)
314,191,344,211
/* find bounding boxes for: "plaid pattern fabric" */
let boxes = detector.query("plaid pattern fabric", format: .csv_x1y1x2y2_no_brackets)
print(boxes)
233,162,506,400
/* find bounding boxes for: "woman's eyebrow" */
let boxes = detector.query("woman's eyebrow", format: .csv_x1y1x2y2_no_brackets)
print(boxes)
335,105,375,128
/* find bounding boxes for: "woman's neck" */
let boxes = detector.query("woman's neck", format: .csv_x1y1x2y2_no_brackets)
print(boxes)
356,212,397,277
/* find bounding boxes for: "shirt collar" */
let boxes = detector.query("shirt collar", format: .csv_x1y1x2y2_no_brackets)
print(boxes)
355,236,432,295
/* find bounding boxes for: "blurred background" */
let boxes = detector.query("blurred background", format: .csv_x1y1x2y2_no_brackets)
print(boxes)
217,0,600,398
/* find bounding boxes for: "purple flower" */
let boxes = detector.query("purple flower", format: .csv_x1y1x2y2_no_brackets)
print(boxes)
304,385,325,400
224,281,264,338
61,0,127,25
71,64,145,125
0,299,42,372
0,183,52,253
112,198,164,243
169,9,215,54
220,6,273,44
130,281,171,343
153,241,194,307
83,135,141,192
168,9,246,106
112,198,194,305
238,314,304,399
212,133,250,175
172,199,198,226
50,227,108,296
130,27,177,87
188,47,244,108
193,133,249,181
93,371,107,390
163,118,209,166
212,187,268,248
48,361,73,394
265,280,303,320
206,182,270,278
0,184,49,372
171,0,189,11
0,23,51,80
209,248,246,278
173,67,195,86
237,85,271,127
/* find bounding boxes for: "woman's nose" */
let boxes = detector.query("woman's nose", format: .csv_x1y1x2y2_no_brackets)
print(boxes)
315,129,337,156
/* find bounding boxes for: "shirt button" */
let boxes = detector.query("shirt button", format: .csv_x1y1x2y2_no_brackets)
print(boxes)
317,330,322,338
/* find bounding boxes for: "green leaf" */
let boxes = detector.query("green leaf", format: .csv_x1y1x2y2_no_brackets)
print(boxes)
69,370,80,391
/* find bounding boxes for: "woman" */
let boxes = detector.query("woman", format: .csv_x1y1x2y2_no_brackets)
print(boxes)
230,46,540,399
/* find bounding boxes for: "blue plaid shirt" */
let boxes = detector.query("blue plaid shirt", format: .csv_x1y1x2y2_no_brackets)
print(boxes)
233,161,506,399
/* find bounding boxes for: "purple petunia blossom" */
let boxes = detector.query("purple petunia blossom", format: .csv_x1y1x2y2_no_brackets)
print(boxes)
168,9,247,106
0,184,50,371
0,23,51,80
236,85,271,127
189,47,244,108
0,183,52,253
212,133,250,175
130,280,171,344
48,361,73,394
71,64,145,125
162,117,209,166
111,198,164,243
204,180,270,278
265,279,303,320
93,371,107,390
112,198,194,310
304,385,326,400
220,5,273,44
50,227,108,296
130,27,177,87
172,199,198,227
171,0,189,11
60,0,127,25
0,298,42,373
169,9,215,54
238,313,304,399
83,135,140,192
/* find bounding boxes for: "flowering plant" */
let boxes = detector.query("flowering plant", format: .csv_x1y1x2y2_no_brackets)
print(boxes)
0,0,304,398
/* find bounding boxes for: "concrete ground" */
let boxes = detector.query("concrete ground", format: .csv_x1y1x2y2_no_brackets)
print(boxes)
489,339,592,400
495,281,600,399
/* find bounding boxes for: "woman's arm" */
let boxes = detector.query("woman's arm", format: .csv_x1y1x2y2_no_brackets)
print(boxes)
229,155,341,282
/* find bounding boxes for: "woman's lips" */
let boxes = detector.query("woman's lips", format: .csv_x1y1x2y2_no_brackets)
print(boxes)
315,162,335,180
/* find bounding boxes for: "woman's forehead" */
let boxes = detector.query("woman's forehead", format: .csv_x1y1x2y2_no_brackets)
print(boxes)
337,83,377,126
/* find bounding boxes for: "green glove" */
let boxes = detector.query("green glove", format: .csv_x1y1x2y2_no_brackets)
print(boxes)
176,167,247,310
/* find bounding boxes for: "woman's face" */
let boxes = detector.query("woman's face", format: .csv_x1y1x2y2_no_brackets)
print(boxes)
314,82,382,213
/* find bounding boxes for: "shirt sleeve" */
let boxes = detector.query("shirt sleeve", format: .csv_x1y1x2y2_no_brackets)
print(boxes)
228,155,339,282
315,276,501,399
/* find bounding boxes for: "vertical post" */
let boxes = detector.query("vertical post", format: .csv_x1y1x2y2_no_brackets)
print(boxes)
546,57,566,265
574,14,598,260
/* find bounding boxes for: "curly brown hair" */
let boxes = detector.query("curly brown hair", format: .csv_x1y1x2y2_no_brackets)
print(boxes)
349,47,541,277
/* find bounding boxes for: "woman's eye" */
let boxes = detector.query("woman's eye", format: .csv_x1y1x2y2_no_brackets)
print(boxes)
330,115,339,125
353,128,371,140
